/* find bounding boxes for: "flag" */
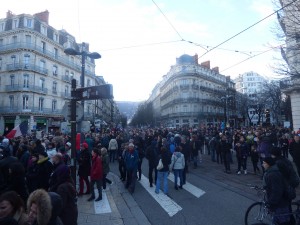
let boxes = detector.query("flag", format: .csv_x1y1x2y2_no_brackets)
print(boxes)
6,121,28,139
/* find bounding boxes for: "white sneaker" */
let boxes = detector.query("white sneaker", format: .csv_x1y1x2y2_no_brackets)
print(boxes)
237,171,241,175
244,170,247,175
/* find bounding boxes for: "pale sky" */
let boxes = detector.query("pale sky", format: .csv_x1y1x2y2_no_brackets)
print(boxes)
2,0,283,101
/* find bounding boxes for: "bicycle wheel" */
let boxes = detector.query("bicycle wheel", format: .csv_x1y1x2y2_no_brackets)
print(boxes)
245,202,272,225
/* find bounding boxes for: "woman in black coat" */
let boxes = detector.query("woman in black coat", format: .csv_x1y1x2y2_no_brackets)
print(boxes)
77,143,91,195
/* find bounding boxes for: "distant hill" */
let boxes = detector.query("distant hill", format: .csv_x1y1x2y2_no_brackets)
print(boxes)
116,101,140,120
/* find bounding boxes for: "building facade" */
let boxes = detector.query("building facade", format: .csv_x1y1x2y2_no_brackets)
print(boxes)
148,54,236,128
0,10,112,135
278,0,300,131
234,71,268,126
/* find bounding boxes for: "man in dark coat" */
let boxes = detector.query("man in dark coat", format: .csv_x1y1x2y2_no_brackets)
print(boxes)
77,142,91,195
145,138,159,187
289,134,300,177
36,151,53,191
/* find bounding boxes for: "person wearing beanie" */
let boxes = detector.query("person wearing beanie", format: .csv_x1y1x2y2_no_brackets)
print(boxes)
36,151,53,191
262,156,292,224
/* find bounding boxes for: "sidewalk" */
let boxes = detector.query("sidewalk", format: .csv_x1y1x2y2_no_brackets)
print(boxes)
77,169,151,225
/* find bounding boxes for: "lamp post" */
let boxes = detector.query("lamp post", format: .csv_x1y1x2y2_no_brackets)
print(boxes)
64,43,101,183
64,43,101,131
221,95,233,126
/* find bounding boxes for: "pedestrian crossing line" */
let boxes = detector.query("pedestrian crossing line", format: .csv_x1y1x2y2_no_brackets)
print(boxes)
94,190,112,214
140,174,182,217
168,173,206,198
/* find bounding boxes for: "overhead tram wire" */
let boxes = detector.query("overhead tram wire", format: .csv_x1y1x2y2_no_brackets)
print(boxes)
99,40,183,51
220,45,283,73
198,0,300,59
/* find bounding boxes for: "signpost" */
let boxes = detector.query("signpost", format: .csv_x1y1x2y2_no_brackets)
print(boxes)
68,79,113,184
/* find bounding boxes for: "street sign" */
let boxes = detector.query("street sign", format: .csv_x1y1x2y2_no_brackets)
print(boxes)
75,84,113,100
62,101,84,121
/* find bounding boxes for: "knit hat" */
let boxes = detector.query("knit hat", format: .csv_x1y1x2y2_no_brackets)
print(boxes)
263,157,275,166
82,142,88,149
65,142,71,147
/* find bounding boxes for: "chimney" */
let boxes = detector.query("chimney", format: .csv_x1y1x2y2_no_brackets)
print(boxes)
34,10,49,24
6,10,14,18
200,60,210,69
212,67,219,73
194,54,198,64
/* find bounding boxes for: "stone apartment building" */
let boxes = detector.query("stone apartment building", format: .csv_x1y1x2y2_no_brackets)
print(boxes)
0,10,111,134
148,54,236,128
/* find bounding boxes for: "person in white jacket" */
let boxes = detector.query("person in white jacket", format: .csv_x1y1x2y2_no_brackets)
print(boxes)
108,138,118,163
169,146,185,190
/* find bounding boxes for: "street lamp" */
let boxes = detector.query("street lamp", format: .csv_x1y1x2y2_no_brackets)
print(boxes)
64,42,101,129
64,43,101,183
221,95,233,126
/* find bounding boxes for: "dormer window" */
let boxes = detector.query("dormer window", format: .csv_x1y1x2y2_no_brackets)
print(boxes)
0,22,5,31
41,25,47,35
24,18,33,28
12,19,19,29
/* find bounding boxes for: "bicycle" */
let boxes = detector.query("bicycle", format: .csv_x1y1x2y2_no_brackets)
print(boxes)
244,184,300,225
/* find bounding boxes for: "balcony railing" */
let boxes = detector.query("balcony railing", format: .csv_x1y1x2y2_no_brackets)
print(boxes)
0,42,94,75
5,84,48,94
0,106,62,115
7,63,49,75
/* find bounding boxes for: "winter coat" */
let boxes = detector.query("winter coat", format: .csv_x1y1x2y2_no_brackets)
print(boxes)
27,189,52,225
157,150,171,172
77,149,91,177
124,149,139,170
190,140,201,157
90,155,103,181
220,140,231,154
36,157,53,191
234,142,249,158
108,139,118,151
145,140,159,167
101,153,110,175
170,152,185,170
257,136,273,158
26,160,39,193
289,141,300,166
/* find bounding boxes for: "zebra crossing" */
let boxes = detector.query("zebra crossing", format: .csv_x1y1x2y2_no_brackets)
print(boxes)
93,172,206,217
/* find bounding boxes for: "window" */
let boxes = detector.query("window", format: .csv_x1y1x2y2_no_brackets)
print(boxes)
25,35,31,44
22,96,29,110
0,58,2,70
53,65,58,76
24,54,30,68
40,78,45,90
54,48,58,59
65,85,69,96
53,33,58,42
23,74,29,88
9,96,14,109
0,22,5,31
0,39,3,46
12,19,18,29
87,79,91,87
52,100,57,111
41,25,47,35
10,75,15,87
38,98,44,111
40,60,45,71
52,81,57,93
12,36,17,44
11,55,16,65
24,18,33,28
41,41,46,53
70,72,74,80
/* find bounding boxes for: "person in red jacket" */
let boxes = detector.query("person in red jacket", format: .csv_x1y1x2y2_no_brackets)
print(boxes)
87,148,103,202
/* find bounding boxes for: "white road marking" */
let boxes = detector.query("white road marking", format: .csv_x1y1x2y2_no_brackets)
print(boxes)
94,191,112,214
168,172,206,198
139,174,182,217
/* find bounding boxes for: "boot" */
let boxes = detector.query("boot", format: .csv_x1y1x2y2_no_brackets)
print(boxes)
95,196,102,201
87,195,95,201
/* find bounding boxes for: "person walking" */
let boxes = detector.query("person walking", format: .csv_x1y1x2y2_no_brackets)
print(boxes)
155,147,171,195
145,138,159,187
169,146,185,190
100,147,112,190
234,136,249,175
87,148,103,202
108,137,118,163
289,134,300,177
77,143,91,196
220,135,232,174
124,143,139,194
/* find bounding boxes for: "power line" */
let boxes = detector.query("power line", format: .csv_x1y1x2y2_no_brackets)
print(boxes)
99,40,183,51
151,0,185,41
198,0,300,59
220,45,283,73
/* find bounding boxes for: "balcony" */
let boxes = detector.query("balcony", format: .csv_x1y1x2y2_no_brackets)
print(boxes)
0,42,94,74
5,84,48,94
0,106,62,115
7,63,48,75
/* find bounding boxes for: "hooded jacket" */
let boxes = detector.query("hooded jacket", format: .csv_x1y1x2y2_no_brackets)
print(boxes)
170,152,185,170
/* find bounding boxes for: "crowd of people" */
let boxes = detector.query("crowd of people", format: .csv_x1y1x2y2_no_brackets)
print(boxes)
0,124,300,224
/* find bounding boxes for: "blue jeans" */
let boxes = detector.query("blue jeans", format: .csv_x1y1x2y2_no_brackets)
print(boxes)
155,171,168,194
173,169,183,187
